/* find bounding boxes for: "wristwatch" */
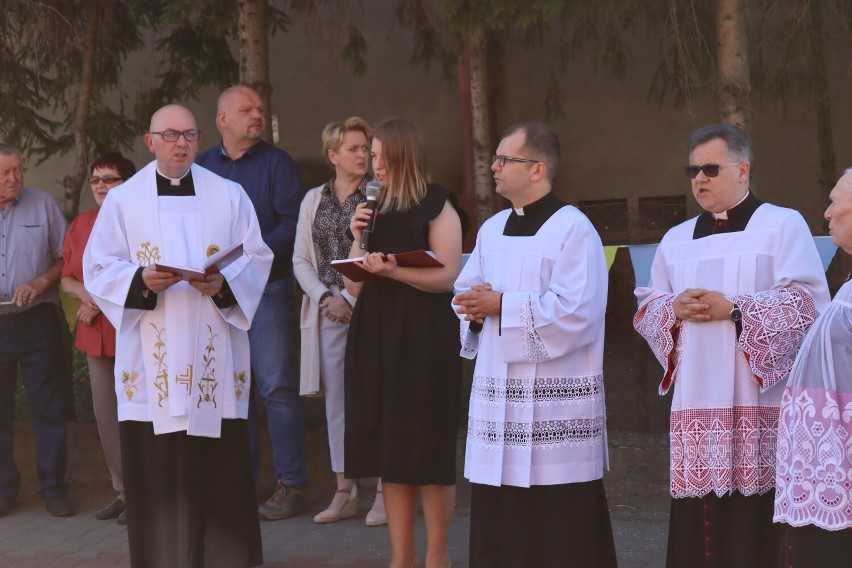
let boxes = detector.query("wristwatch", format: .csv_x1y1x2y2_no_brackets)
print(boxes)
729,303,743,337
319,291,333,305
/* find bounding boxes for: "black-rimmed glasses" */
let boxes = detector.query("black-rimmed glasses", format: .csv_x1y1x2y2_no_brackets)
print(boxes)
684,162,740,179
149,129,201,142
492,154,539,167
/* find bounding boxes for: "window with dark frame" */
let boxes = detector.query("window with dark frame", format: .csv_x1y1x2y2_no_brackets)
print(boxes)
578,195,687,246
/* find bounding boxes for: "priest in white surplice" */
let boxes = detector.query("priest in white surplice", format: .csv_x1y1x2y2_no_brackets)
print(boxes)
84,105,272,568
634,123,830,568
453,122,617,568
773,169,852,567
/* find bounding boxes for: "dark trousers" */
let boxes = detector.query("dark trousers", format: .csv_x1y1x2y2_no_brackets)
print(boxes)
0,303,68,500
666,490,780,568
121,420,263,568
470,480,618,568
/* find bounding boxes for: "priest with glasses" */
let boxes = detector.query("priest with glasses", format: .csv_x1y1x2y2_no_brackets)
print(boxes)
84,104,272,568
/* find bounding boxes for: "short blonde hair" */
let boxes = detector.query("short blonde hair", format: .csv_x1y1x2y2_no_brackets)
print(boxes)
373,118,428,213
322,117,372,167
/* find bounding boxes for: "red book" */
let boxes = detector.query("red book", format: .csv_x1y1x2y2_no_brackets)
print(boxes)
331,250,444,282
153,242,244,282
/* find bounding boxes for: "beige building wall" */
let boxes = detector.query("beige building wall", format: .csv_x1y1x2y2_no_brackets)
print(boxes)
22,1,849,235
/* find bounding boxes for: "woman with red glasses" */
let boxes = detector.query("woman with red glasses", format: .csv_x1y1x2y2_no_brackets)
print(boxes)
61,152,135,525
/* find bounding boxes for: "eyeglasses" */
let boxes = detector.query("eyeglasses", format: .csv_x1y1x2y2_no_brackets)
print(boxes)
684,162,741,179
149,129,201,142
492,154,539,168
90,176,123,186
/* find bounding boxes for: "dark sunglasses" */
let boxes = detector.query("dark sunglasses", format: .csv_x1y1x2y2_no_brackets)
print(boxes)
684,162,741,179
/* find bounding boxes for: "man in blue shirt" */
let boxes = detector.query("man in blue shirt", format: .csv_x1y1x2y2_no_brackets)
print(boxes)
0,143,72,518
196,86,307,520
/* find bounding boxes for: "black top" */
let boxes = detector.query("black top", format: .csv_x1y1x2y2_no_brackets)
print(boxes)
155,170,195,196
503,191,566,236
692,191,763,239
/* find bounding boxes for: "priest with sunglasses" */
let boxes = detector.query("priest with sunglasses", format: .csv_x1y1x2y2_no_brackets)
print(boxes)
634,123,830,567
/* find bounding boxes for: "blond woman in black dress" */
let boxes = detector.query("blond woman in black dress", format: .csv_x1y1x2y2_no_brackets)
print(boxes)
344,118,462,568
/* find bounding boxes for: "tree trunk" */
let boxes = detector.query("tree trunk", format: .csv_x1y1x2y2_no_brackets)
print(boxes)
468,29,493,228
237,0,273,143
807,0,835,225
63,0,98,220
714,0,751,131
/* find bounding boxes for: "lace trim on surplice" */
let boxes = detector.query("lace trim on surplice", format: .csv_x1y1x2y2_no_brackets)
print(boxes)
471,374,603,407
670,405,779,498
732,288,820,390
633,293,678,393
521,295,549,362
774,387,852,530
468,416,606,451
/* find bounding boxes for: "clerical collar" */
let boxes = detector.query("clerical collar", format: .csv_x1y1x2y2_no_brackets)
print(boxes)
504,191,565,237
514,191,559,216
693,190,763,239
156,170,195,196
711,191,749,220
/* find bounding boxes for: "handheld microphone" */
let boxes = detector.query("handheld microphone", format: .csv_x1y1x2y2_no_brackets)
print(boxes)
360,181,382,250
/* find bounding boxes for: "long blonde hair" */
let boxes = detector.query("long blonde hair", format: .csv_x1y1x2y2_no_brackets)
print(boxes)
373,118,428,213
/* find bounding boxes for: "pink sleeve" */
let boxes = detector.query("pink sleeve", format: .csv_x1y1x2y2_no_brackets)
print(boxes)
634,293,680,394
732,288,820,391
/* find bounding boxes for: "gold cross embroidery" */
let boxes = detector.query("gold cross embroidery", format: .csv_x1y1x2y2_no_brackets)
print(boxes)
175,364,193,396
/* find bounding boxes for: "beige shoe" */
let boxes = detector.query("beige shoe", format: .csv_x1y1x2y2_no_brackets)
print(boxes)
313,485,358,524
365,488,387,527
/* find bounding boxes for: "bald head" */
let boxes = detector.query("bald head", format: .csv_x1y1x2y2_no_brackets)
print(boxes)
217,86,259,112
216,86,264,158
826,169,852,254
149,104,196,132
145,104,200,178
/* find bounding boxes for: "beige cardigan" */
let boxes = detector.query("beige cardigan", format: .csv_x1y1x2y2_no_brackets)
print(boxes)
292,183,358,396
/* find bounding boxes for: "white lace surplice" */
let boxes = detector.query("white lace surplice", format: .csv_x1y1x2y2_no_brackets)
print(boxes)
774,279,852,531
456,206,609,488
634,204,830,498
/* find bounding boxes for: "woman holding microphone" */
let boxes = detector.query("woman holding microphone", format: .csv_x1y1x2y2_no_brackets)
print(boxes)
293,116,386,525
344,118,462,568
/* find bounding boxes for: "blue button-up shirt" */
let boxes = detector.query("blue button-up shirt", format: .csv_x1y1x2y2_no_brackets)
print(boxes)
0,187,66,307
196,139,305,280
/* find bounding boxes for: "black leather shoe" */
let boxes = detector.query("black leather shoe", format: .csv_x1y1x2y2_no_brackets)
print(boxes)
96,497,125,520
117,509,127,525
0,495,15,518
45,495,75,517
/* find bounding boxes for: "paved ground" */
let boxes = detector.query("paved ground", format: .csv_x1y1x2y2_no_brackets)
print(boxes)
0,417,670,567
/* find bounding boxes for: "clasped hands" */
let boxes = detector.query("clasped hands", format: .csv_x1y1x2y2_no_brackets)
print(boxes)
674,288,734,323
76,298,101,326
142,265,224,297
321,295,352,324
453,283,501,324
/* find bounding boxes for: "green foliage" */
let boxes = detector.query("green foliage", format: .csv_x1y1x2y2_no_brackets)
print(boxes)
641,0,716,110
135,0,240,121
0,0,147,161
393,0,640,119
749,0,852,114
341,25,369,77
395,0,456,81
